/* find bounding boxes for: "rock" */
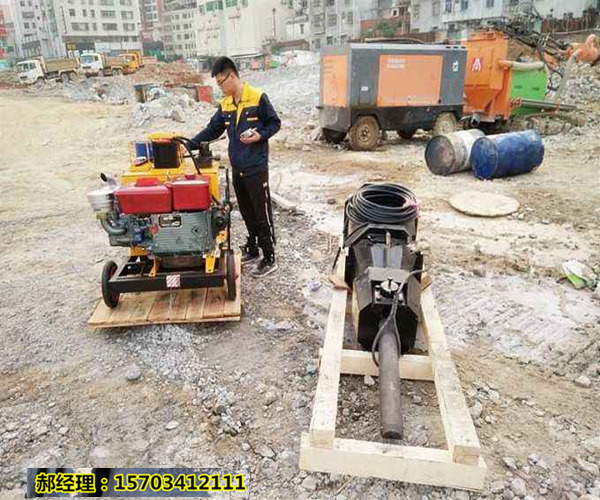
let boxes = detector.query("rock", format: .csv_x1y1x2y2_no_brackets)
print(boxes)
306,363,318,375
165,420,180,431
503,456,518,470
574,375,592,388
578,495,600,500
592,283,600,301
510,477,527,497
527,453,539,465
490,481,505,493
58,427,69,436
454,491,469,500
473,267,487,277
255,444,275,459
583,435,600,454
576,456,600,476
125,364,142,382
241,442,251,452
89,446,111,467
363,375,375,387
171,105,185,122
301,475,318,492
34,426,49,438
264,392,277,406
213,404,228,415
469,401,483,420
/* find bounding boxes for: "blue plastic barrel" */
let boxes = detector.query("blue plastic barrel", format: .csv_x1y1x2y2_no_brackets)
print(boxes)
470,130,544,180
134,141,153,160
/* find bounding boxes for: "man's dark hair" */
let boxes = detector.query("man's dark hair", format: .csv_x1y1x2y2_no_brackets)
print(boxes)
211,56,238,77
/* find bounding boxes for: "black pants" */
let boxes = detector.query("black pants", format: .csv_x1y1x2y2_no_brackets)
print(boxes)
232,170,275,257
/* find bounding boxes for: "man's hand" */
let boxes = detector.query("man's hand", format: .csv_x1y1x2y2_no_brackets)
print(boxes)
240,130,261,145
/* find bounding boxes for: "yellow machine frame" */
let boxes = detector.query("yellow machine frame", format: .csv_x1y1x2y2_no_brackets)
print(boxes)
120,132,224,275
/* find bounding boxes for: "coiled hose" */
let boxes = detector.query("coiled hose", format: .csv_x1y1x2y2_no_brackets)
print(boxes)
344,183,419,243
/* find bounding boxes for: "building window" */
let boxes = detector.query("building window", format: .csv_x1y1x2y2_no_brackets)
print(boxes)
312,0,320,6
92,22,97,29
102,22,117,29
345,11,352,25
121,10,133,18
486,0,494,6
444,0,451,13
101,10,115,17
69,8,75,15
413,4,420,20
326,35,332,45
327,13,336,26
225,0,237,6
119,0,131,5
82,8,86,15
299,23,304,34
313,14,323,28
99,0,114,5
90,9,95,16
314,38,321,49
432,0,440,15
23,22,29,28
460,0,468,10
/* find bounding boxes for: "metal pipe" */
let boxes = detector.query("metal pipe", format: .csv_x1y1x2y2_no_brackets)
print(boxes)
498,60,545,71
379,323,403,440
100,216,127,236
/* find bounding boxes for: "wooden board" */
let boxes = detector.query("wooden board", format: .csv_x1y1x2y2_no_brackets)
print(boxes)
308,249,347,449
88,254,241,328
300,266,486,491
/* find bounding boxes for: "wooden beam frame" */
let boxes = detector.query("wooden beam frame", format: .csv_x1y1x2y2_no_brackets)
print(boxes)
300,272,486,491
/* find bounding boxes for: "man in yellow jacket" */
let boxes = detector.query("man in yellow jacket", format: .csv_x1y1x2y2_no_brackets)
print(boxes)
190,57,281,278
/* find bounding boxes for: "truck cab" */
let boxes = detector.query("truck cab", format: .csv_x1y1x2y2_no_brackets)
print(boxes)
16,60,44,84
120,53,139,74
80,53,103,77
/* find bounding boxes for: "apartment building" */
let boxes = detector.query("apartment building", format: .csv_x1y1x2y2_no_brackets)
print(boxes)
410,0,599,34
162,2,195,59
8,0,142,58
195,0,291,58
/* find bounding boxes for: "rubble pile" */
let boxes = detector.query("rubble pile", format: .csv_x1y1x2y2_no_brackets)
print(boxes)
552,63,600,106
132,90,213,127
0,70,21,89
25,75,135,104
244,62,320,138
132,62,203,85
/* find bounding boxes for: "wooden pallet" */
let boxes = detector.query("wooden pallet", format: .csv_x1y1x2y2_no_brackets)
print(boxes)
299,251,486,491
88,254,241,328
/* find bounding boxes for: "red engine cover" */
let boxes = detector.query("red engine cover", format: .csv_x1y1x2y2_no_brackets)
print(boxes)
171,177,211,211
116,184,172,214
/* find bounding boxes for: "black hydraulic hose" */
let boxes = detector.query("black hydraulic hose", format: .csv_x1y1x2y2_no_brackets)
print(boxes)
344,183,419,244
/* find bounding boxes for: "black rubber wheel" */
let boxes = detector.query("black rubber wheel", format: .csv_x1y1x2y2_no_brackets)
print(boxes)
102,260,120,308
348,116,380,151
397,129,416,140
226,251,236,301
60,72,69,84
322,128,346,144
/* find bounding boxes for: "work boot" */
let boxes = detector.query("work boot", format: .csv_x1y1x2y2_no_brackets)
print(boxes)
250,255,278,278
241,239,260,265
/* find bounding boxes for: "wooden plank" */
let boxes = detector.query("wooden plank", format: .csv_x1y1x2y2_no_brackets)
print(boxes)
87,301,114,325
105,294,138,324
203,285,226,319
129,293,159,324
185,288,208,321
222,254,242,317
309,249,347,449
421,286,481,466
322,349,433,381
300,434,486,491
169,289,192,319
146,291,175,322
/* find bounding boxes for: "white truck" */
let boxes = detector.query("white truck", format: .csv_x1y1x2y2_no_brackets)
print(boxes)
16,57,79,85
80,53,125,77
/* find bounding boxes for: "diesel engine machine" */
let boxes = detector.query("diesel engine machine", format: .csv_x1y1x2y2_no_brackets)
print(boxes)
87,133,236,308
341,183,423,439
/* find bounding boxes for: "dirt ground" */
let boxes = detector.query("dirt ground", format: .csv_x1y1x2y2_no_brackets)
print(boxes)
1,89,599,500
